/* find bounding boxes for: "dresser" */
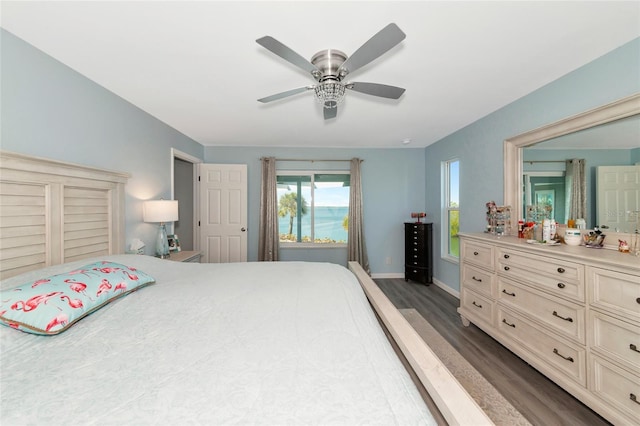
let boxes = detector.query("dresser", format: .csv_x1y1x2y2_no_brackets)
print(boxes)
404,222,433,285
458,233,640,425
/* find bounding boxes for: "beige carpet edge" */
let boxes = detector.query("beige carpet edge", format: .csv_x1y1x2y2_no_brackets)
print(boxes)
399,308,532,426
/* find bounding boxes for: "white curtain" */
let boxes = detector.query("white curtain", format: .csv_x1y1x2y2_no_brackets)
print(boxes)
348,158,370,272
565,159,586,223
258,157,279,261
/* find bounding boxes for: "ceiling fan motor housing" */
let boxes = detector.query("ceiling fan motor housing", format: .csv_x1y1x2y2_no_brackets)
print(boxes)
311,49,348,81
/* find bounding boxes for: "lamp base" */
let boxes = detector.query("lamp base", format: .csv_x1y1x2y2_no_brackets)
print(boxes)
155,223,170,258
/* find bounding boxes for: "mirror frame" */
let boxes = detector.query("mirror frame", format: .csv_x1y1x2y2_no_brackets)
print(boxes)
504,92,640,235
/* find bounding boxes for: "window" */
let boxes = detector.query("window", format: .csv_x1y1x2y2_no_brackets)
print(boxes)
276,172,350,245
443,159,460,259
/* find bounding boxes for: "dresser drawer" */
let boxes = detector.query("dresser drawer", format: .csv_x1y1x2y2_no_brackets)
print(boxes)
588,266,640,322
498,307,586,385
461,263,495,298
461,239,495,271
405,233,428,251
498,277,585,344
590,311,640,374
497,248,584,302
406,246,428,267
404,266,432,285
405,222,429,232
589,354,640,423
405,223,431,245
460,288,494,326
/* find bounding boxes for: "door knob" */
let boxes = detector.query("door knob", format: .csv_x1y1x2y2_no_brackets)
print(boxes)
241,227,246,232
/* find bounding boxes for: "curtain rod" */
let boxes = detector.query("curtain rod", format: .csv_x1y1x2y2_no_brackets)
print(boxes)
525,160,566,164
261,158,360,162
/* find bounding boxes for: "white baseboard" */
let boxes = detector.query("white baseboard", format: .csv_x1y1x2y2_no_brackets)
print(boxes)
432,277,460,299
370,272,460,300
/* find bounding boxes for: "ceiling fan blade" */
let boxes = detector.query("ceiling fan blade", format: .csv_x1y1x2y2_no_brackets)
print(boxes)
323,101,338,120
339,23,406,76
258,86,313,103
256,36,320,75
347,82,405,99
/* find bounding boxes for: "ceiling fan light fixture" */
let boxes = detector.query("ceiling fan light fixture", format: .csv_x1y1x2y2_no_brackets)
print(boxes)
314,81,346,107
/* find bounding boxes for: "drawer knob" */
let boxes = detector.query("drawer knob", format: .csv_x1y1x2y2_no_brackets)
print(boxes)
553,348,574,363
502,318,515,328
503,254,510,259
472,301,483,309
630,343,640,353
552,311,573,322
502,289,516,297
557,283,566,289
503,266,510,271
472,276,482,282
557,267,565,273
630,393,640,406
473,251,479,256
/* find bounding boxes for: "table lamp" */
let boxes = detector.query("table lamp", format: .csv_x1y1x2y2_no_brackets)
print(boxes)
143,200,179,258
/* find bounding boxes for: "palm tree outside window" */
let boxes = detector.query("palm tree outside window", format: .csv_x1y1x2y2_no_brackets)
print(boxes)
276,172,350,244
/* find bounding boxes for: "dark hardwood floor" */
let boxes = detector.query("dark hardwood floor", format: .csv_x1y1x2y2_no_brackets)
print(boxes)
375,278,612,426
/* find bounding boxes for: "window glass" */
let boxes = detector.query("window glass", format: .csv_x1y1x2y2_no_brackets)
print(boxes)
276,173,350,244
444,159,460,258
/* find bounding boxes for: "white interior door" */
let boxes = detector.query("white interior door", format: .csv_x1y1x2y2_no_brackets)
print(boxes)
597,165,640,232
198,164,247,263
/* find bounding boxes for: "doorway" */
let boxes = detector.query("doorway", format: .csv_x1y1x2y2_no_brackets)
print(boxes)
171,148,201,251
198,163,248,263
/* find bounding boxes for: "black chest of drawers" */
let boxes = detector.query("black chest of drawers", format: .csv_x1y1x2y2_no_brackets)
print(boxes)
404,222,433,285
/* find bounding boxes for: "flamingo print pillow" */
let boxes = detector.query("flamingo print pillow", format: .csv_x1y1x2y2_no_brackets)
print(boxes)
0,261,155,335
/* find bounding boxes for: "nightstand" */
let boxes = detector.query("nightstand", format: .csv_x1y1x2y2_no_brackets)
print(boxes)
165,250,202,263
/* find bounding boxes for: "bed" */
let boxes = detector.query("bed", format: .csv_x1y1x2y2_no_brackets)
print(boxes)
0,151,491,425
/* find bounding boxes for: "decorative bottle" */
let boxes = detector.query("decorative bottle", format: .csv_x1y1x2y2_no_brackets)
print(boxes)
542,219,551,242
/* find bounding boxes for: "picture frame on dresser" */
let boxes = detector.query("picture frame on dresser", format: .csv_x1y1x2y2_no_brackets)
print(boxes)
167,234,181,252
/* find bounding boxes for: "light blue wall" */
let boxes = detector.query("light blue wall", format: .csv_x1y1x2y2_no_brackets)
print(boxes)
0,29,204,254
633,148,640,164
523,148,633,228
204,147,426,271
2,27,638,288
425,37,640,292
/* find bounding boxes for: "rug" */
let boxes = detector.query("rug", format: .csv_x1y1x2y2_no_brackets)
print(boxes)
400,308,532,426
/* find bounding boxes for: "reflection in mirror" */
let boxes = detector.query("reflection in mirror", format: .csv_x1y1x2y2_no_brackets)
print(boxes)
523,114,639,229
504,93,640,246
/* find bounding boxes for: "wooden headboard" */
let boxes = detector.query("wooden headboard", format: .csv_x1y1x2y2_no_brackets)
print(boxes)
0,151,129,279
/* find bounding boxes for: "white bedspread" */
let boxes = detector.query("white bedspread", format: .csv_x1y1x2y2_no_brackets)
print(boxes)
1,255,435,425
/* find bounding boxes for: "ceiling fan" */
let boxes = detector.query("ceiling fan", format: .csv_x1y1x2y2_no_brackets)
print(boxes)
256,23,406,120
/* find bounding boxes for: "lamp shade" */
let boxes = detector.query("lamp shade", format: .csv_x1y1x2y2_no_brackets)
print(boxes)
143,200,179,223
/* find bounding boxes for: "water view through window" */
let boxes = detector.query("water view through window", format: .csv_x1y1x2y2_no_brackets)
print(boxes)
277,173,350,244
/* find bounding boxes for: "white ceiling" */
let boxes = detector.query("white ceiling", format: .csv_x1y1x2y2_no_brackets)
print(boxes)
1,1,639,149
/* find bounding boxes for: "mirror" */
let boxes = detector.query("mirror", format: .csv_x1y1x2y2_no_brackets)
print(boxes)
504,93,640,238
522,114,640,229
